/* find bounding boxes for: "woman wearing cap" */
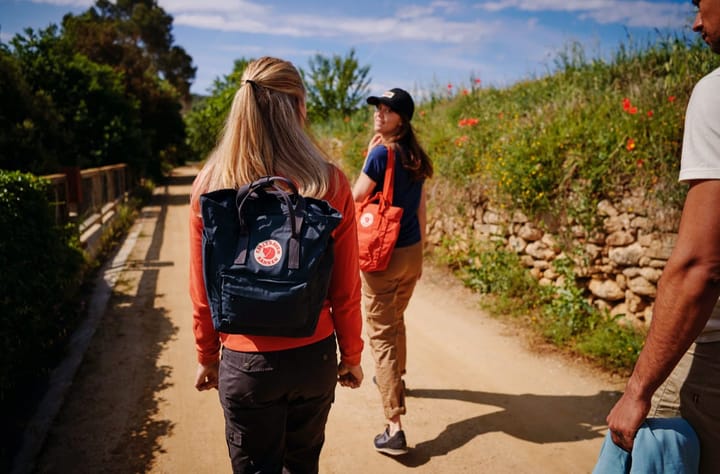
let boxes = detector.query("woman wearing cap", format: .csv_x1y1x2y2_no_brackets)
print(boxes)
352,87,433,455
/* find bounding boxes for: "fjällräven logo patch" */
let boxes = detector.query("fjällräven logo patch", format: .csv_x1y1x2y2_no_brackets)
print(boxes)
359,212,374,228
254,240,282,266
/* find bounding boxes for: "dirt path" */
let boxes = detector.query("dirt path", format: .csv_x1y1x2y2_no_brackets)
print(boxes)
32,166,625,474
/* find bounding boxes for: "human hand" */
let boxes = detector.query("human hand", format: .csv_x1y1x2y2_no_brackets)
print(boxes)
195,361,220,391
367,134,383,154
338,362,363,388
605,390,650,452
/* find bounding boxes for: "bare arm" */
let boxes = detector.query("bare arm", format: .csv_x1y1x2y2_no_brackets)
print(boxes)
352,172,376,202
352,134,384,202
607,179,720,450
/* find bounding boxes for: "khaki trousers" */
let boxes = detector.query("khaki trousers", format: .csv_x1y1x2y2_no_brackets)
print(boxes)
650,341,720,474
362,241,423,420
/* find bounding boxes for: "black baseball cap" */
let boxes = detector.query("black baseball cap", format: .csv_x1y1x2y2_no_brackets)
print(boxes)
366,88,414,121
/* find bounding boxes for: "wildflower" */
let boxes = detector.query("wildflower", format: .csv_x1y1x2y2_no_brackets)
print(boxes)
475,78,481,85
637,159,644,168
626,138,636,151
447,83,453,90
458,118,479,127
668,95,676,103
647,110,654,118
419,110,426,117
455,135,469,146
462,89,469,96
622,97,638,114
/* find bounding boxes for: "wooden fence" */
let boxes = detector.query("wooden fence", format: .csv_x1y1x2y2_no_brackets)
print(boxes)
43,164,133,258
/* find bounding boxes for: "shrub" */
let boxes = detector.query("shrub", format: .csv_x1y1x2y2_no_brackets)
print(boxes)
0,171,85,465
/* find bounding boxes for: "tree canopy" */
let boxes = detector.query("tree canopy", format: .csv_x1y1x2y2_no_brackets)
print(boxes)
302,48,371,122
0,0,194,179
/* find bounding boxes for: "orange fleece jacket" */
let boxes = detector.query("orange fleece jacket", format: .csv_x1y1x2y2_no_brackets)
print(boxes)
189,166,363,368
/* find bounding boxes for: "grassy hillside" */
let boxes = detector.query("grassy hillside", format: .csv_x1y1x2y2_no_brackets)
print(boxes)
325,34,716,219
314,34,720,372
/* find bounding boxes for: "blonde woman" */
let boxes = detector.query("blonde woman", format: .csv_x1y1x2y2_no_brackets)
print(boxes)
189,57,364,473
352,88,433,455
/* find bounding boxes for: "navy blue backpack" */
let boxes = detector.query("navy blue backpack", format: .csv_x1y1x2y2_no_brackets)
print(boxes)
200,176,342,337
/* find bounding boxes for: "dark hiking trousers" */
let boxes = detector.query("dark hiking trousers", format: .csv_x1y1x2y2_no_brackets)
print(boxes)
218,335,338,474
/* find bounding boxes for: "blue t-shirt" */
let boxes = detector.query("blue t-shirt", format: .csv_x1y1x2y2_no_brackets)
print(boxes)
363,145,424,247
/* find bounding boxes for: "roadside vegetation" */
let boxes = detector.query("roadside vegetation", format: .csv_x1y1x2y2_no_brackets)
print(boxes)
306,34,719,374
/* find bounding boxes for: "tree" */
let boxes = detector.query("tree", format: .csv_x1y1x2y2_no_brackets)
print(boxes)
185,58,252,161
61,0,196,177
73,0,196,103
302,48,371,122
6,26,142,173
0,46,62,173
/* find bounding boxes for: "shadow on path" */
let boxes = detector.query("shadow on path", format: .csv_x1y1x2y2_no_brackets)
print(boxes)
31,183,182,474
391,388,621,468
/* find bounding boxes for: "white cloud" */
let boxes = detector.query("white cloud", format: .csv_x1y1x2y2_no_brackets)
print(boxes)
173,3,501,45
29,0,93,6
477,0,691,28
159,0,269,15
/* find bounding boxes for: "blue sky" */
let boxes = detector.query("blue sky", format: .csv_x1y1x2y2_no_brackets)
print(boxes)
0,0,698,99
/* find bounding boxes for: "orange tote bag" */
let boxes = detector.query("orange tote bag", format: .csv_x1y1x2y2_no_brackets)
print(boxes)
355,147,404,272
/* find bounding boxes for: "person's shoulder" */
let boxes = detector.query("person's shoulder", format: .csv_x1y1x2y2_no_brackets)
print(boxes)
694,66,720,93
324,162,352,202
367,144,389,160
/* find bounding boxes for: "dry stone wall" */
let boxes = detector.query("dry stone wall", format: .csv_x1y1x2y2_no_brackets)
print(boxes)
426,179,682,327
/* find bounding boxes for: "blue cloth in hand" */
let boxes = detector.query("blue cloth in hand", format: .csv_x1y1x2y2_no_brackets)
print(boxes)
592,418,699,474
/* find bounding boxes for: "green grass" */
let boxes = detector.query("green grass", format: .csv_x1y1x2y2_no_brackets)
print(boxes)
313,33,719,372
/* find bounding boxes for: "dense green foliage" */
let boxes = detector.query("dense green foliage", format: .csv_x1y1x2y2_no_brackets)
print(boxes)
0,44,62,175
449,37,716,222
302,48,371,122
185,58,252,160
0,0,193,180
0,171,85,469
7,26,143,170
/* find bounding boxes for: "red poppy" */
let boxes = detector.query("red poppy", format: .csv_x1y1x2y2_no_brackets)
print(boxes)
647,110,654,118
668,95,676,102
455,135,469,146
622,98,631,111
626,138,636,151
475,78,481,84
447,83,453,90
